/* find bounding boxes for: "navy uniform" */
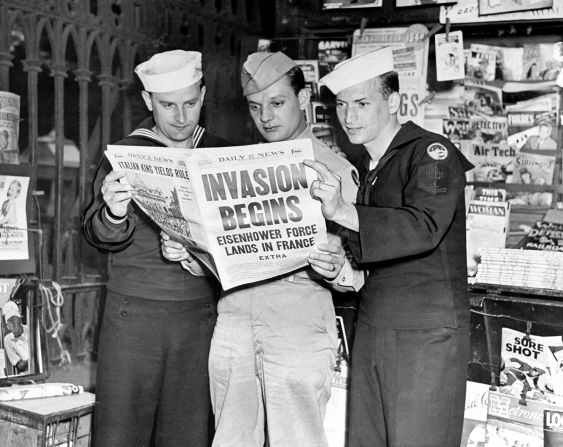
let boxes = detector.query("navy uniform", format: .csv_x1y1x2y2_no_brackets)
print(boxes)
316,46,474,447
83,51,229,447
348,121,473,447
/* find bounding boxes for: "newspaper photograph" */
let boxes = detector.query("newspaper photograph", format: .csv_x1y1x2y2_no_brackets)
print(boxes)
105,139,328,290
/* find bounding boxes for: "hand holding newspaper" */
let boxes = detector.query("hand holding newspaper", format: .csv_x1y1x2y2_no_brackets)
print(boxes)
105,139,327,290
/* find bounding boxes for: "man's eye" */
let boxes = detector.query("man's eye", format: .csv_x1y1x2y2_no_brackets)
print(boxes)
359,102,368,107
336,103,344,108
273,101,284,107
249,104,260,111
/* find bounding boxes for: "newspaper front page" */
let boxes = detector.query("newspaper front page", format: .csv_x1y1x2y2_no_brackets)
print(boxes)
105,139,327,290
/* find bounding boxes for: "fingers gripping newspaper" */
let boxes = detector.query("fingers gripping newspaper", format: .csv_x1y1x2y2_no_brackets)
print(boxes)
105,139,327,290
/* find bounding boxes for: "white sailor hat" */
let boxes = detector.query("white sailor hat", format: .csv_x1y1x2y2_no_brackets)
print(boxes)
2,301,20,322
241,52,297,96
320,46,395,95
134,50,203,93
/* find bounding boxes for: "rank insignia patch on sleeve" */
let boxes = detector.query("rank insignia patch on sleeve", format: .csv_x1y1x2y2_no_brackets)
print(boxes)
426,142,448,160
417,163,449,194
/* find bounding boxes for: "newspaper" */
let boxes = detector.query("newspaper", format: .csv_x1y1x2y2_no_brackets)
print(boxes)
0,91,20,164
105,139,328,290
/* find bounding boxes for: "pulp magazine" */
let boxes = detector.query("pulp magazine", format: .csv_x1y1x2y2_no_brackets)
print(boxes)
105,139,327,290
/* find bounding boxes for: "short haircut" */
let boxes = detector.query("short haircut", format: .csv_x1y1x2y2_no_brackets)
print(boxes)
286,66,306,96
378,71,399,99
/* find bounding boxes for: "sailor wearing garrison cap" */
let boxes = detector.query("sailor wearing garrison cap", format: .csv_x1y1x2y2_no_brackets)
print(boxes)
84,48,230,447
204,51,364,447
305,46,474,447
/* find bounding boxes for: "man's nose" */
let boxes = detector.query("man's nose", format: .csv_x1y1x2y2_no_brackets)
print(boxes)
260,106,273,122
176,107,187,123
345,107,356,124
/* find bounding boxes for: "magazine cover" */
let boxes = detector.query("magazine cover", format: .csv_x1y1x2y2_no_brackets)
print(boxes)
544,408,563,446
310,101,335,124
519,220,563,251
458,140,515,183
294,60,319,98
442,118,471,140
469,114,508,142
506,110,557,152
499,328,563,405
466,44,498,81
435,30,465,81
472,187,507,202
318,40,350,77
466,199,509,276
479,0,554,16
460,381,489,447
523,43,563,82
512,150,556,186
464,80,503,115
486,390,553,447
352,25,429,126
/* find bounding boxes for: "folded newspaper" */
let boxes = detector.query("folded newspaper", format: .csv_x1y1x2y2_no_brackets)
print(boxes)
105,138,328,290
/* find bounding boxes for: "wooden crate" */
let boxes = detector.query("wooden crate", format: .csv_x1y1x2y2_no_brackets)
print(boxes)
0,392,95,446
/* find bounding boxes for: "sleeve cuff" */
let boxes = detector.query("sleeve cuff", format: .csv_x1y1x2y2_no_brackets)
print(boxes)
104,207,128,225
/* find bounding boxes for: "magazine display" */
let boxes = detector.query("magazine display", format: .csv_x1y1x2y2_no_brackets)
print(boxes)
545,408,563,446
105,139,328,290
352,25,429,126
465,199,509,276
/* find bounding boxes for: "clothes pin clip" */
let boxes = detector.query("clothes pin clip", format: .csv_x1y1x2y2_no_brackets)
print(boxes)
445,17,451,42
524,321,532,342
359,17,368,40
423,23,443,42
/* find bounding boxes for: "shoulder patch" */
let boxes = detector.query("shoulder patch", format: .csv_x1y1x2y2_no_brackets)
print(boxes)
417,163,449,195
426,142,448,161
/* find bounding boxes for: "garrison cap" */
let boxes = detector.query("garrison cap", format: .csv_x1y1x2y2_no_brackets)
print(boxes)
241,52,296,96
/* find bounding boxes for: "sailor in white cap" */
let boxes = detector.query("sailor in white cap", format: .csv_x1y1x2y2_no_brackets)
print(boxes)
83,50,230,447
2,300,29,374
184,51,364,447
305,46,474,447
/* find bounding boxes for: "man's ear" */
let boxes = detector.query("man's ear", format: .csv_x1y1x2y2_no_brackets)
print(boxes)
298,88,311,111
200,85,206,102
387,91,401,115
141,91,152,112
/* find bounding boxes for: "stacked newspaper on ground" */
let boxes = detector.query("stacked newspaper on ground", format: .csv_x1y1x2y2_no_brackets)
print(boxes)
475,248,563,290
